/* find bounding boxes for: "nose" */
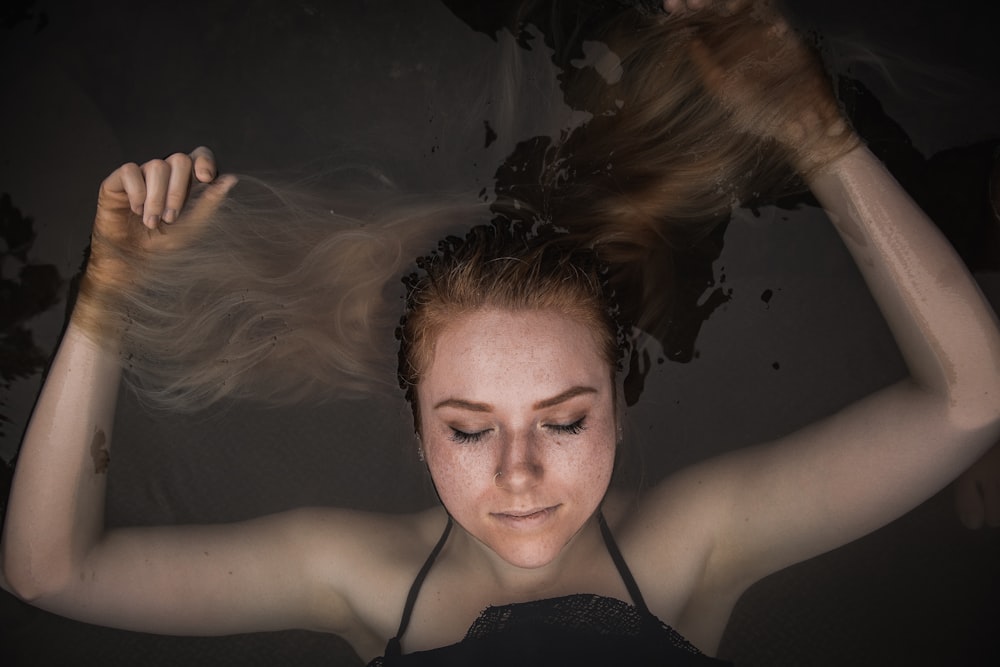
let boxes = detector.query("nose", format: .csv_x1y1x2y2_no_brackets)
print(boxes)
496,429,543,492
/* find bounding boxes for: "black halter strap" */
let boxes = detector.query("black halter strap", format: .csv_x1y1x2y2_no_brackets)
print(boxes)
598,511,652,616
385,516,453,658
386,511,650,657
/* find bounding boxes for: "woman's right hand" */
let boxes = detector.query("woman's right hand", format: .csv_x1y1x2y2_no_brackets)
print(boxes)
83,146,236,296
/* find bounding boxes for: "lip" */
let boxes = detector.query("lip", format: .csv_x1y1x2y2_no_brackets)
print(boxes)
491,505,561,527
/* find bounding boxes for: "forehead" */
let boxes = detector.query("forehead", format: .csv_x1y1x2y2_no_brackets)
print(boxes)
420,309,611,404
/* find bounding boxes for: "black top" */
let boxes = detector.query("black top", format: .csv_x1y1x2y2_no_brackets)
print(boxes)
367,513,734,666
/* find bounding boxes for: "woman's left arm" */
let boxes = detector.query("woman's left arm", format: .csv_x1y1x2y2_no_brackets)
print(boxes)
809,146,1000,435
683,145,1000,593
645,0,1000,598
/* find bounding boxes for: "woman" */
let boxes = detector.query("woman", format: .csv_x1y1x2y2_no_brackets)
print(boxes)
3,0,999,664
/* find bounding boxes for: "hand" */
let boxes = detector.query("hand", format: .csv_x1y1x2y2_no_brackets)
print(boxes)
954,442,1000,529
676,0,859,173
663,0,738,14
83,146,236,296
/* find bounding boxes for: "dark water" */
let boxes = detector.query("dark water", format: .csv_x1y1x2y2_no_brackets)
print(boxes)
2,1,999,665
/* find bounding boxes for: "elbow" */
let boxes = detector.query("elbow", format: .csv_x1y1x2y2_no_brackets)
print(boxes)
2,565,51,604
3,572,45,604
945,386,1000,444
3,568,72,605
1,542,74,604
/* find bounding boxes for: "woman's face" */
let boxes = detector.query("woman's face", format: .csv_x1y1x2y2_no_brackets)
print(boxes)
417,308,617,570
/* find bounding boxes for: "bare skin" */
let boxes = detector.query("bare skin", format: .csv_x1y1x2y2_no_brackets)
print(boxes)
3,1,1000,662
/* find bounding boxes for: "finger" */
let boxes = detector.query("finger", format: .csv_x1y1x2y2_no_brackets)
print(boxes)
688,38,728,97
190,145,217,183
139,159,171,230
110,162,147,216
184,173,239,224
151,174,237,252
767,15,791,39
664,0,712,14
954,475,985,529
162,152,194,223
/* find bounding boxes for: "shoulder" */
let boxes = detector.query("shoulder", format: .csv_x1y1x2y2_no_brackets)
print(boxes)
289,505,451,639
606,459,729,565
600,469,745,652
604,463,740,600
294,505,450,585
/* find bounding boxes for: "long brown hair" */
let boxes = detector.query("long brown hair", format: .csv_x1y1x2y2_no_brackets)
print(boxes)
74,3,854,412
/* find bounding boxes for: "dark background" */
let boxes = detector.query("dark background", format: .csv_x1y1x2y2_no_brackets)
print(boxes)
2,1,999,665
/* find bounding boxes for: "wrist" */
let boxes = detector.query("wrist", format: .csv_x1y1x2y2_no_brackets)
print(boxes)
802,141,875,188
71,271,126,350
791,126,862,177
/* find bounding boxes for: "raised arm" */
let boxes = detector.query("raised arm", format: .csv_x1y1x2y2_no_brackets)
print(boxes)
2,149,228,593
687,141,1000,595
640,0,1000,615
0,150,397,640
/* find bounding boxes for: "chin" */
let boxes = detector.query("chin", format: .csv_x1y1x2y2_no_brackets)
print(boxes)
492,543,562,570
484,529,573,570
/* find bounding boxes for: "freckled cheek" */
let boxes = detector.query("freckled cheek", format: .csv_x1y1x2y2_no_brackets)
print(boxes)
566,439,616,492
426,446,495,507
547,422,616,495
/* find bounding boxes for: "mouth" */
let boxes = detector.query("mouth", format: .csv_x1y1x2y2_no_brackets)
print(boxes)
491,505,561,525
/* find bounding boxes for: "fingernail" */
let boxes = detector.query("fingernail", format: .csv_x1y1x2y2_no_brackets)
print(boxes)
146,214,160,228
197,169,215,181
163,208,178,223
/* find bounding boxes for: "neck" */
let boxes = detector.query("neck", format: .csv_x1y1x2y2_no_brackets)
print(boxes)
450,510,607,601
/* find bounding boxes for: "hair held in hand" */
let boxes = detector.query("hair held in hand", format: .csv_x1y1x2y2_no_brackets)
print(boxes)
74,2,855,411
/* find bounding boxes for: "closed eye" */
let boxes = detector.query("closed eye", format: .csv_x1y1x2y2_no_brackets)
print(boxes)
546,418,586,435
450,428,489,444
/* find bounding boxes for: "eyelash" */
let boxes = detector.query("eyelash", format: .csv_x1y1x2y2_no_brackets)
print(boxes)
449,428,488,444
549,418,586,435
448,419,586,444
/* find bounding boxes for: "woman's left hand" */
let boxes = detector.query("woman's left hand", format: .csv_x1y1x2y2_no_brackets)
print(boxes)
663,0,735,13
672,0,859,173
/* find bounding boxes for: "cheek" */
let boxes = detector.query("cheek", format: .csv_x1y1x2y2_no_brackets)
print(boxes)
534,421,617,498
565,435,616,494
425,444,492,505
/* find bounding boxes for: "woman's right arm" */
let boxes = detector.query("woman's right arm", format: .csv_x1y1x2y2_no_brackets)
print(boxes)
0,149,388,637
0,148,216,605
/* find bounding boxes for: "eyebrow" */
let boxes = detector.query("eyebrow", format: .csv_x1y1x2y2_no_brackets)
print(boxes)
432,385,598,412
